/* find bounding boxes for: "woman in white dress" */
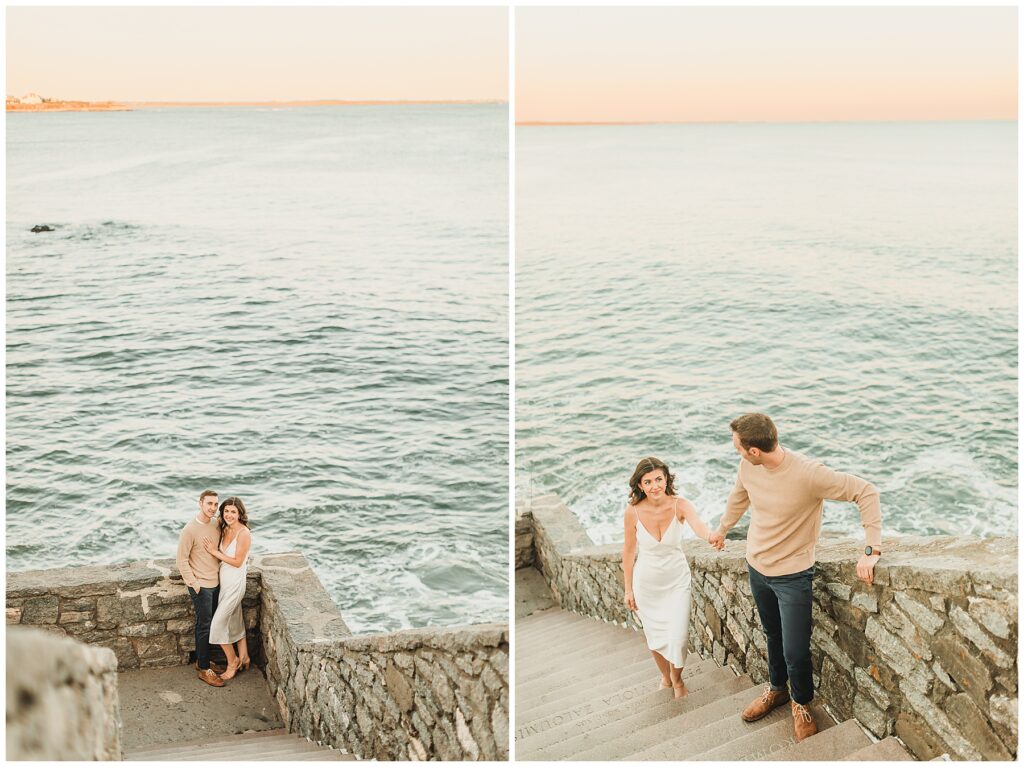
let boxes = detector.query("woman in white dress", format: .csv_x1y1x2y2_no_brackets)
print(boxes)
203,496,252,681
623,457,724,698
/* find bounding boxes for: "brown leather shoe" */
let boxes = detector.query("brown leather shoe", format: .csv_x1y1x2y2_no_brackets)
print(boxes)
196,661,225,674
198,668,225,687
741,684,790,722
792,701,818,742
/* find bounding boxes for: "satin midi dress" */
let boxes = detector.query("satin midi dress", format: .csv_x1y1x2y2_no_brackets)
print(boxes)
633,513,693,669
209,535,248,645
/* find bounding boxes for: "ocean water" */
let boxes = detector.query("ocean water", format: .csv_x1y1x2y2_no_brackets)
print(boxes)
517,121,1017,544
7,104,508,633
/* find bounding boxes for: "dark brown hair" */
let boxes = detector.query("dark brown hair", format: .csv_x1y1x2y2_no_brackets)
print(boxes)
218,496,250,541
199,489,218,502
730,413,778,452
628,457,677,505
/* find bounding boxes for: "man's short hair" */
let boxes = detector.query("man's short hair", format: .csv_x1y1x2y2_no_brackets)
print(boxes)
730,413,778,452
199,489,218,502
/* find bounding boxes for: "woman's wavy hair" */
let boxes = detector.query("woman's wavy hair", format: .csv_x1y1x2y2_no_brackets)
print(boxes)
628,457,677,505
218,496,250,541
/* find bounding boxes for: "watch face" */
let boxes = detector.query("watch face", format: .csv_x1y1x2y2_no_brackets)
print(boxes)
864,546,872,556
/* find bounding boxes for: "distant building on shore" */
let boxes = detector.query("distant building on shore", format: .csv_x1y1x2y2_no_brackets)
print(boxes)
20,93,44,105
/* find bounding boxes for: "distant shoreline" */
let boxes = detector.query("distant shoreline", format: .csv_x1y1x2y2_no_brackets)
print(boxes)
8,99,506,113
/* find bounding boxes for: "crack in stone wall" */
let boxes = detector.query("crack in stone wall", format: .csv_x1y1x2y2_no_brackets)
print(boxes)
520,493,1017,762
7,626,122,760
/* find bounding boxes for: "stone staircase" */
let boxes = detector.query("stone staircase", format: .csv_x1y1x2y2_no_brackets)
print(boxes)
124,729,355,761
516,607,915,761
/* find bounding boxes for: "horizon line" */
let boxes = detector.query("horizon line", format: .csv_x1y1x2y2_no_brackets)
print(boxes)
516,117,1018,127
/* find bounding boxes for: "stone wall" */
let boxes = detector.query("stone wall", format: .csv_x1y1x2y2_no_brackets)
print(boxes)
7,552,511,761
521,493,1018,761
515,511,535,569
259,552,510,761
6,557,261,670
7,626,122,760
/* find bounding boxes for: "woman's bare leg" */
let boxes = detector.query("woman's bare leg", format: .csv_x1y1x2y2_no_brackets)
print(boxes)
671,665,687,697
219,643,240,679
237,637,250,668
652,651,672,688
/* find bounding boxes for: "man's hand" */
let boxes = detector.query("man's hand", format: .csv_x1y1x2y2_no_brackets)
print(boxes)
707,531,726,551
856,554,880,585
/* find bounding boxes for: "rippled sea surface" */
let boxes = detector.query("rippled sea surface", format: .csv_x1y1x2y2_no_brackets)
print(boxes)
7,105,508,633
517,122,1016,543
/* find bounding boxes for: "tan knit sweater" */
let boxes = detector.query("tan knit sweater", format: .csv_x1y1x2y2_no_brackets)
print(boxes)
175,516,222,589
719,450,882,576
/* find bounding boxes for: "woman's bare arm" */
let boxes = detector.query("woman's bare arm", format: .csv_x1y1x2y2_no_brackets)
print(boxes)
678,498,724,550
203,529,251,567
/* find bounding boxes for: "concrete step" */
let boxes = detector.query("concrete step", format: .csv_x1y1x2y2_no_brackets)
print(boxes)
569,685,764,761
623,700,832,762
518,609,606,635
517,670,747,757
517,663,658,716
127,729,288,754
517,639,651,684
132,737,319,760
517,622,647,667
693,710,849,761
125,731,353,761
759,718,871,761
518,619,639,659
518,610,592,637
518,658,719,730
517,654,667,711
687,715,796,761
518,650,658,700
841,736,916,761
519,619,637,653
523,672,752,760
518,646,700,705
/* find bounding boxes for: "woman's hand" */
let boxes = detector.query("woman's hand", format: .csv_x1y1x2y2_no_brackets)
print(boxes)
202,537,220,558
624,590,637,612
707,531,726,551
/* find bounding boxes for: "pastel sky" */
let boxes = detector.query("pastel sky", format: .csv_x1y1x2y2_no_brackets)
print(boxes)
517,7,1017,123
7,7,507,102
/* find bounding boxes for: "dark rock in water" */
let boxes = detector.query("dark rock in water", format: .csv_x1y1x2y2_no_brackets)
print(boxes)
30,225,54,233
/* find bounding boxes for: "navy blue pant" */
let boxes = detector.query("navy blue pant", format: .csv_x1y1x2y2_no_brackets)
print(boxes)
748,564,815,705
188,585,220,670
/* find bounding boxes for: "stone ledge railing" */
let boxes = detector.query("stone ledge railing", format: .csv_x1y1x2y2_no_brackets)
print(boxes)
7,626,122,760
6,557,262,670
259,552,509,761
519,493,1017,761
6,552,509,761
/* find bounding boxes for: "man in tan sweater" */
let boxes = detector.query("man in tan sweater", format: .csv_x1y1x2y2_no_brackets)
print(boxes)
707,413,881,743
176,489,224,687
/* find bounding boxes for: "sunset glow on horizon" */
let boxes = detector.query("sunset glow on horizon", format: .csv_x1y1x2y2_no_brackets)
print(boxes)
518,7,1017,124
7,7,507,103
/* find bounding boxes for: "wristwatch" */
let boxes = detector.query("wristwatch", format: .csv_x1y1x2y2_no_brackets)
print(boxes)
864,545,881,557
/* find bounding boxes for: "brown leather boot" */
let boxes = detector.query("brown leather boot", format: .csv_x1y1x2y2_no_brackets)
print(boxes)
741,684,790,722
792,701,818,742
198,668,225,687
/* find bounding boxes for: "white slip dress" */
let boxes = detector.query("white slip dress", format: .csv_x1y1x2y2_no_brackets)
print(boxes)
632,503,693,669
209,533,248,645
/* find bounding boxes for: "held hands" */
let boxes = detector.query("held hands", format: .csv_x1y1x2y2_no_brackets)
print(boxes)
856,554,880,585
707,531,726,551
624,590,637,612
